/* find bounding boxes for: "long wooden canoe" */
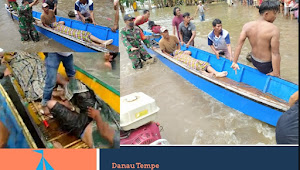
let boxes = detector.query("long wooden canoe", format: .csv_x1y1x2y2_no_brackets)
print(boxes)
3,52,120,148
5,4,118,52
144,31,298,126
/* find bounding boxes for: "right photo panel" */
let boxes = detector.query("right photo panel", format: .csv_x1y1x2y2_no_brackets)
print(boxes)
119,0,299,145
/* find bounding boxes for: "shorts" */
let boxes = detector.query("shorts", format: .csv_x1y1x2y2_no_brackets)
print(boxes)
250,55,273,74
51,102,91,138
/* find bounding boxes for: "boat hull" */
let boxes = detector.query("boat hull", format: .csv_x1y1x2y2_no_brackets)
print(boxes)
144,32,298,126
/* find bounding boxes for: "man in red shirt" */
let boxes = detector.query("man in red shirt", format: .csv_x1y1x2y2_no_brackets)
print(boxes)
172,7,184,40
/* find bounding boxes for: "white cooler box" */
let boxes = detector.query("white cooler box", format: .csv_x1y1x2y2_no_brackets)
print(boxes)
120,92,159,131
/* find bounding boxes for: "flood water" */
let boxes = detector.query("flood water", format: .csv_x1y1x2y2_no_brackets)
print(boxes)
74,52,120,91
120,2,298,144
0,0,115,52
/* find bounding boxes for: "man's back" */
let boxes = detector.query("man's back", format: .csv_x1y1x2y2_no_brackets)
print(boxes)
244,20,279,61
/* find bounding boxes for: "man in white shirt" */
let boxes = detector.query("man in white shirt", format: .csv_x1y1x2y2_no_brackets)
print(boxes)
75,0,95,25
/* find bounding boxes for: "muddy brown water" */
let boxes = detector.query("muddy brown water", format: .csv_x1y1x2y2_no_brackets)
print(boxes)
0,0,115,52
120,2,298,144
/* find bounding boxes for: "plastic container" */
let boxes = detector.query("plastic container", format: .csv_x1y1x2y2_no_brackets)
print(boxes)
120,92,159,131
120,122,161,145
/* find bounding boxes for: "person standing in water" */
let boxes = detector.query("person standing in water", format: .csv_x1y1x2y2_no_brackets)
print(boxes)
231,1,281,77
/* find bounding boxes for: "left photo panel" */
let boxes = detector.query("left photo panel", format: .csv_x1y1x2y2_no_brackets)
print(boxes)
0,0,118,52
0,52,120,149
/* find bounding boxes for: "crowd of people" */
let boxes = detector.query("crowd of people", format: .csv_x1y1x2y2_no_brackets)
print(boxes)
7,0,118,45
122,1,284,78
120,0,298,144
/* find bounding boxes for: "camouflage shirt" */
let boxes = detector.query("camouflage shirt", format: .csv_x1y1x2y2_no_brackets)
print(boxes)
17,4,34,29
120,26,151,53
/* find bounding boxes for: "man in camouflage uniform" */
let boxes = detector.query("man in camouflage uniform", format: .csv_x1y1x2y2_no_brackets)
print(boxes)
17,0,39,41
121,14,155,69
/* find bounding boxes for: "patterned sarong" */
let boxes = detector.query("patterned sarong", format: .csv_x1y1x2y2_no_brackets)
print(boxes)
52,22,92,43
173,50,209,71
10,52,46,101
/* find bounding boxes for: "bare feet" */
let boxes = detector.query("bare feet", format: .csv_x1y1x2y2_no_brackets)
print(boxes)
103,39,113,46
215,71,228,78
52,141,64,148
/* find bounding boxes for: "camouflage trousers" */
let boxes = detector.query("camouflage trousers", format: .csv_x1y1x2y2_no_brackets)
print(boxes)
19,24,39,42
128,47,152,69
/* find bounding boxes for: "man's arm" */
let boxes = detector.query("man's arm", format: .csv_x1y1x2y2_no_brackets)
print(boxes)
267,27,281,77
173,26,176,36
193,6,199,18
90,10,96,25
0,121,9,148
210,45,219,59
186,30,196,48
121,30,137,52
111,0,119,32
231,25,247,72
227,44,232,61
53,1,57,12
134,15,143,26
87,108,115,147
288,91,298,107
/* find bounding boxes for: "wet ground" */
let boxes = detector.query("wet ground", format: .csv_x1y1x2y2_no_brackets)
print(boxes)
0,0,115,52
120,2,298,144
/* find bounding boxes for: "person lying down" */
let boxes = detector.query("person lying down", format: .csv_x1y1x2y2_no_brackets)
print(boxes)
40,3,113,48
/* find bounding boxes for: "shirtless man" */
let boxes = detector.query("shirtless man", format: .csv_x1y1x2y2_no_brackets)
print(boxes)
134,9,150,27
231,1,281,77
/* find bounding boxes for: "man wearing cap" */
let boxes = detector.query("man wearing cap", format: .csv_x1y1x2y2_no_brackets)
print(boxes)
159,27,228,78
75,0,96,25
121,14,154,69
17,0,39,41
41,3,65,28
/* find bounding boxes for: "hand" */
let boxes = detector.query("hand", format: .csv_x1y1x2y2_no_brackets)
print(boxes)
110,24,118,32
229,56,233,62
267,71,280,77
87,107,101,120
186,42,190,48
180,41,185,45
215,52,220,59
92,21,96,26
231,62,240,75
130,47,139,51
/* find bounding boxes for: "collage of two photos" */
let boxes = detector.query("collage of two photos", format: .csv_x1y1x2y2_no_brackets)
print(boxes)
1,0,299,149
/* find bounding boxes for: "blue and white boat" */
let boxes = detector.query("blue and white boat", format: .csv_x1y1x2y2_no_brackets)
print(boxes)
5,4,118,52
144,31,298,126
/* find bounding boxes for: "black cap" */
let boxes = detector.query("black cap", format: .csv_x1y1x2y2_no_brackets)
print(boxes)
22,0,34,4
123,14,135,21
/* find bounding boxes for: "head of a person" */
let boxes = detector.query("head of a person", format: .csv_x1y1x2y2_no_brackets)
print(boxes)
124,14,135,28
80,0,87,4
199,1,202,5
104,52,113,62
212,19,222,33
160,27,170,39
173,7,181,16
183,12,191,23
259,1,279,23
42,3,49,13
22,0,33,5
143,10,150,18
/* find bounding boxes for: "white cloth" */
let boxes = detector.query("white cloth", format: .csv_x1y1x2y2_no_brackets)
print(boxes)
57,52,72,57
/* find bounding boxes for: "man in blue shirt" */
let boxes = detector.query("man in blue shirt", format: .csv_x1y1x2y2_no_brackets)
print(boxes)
75,0,95,25
207,19,232,60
